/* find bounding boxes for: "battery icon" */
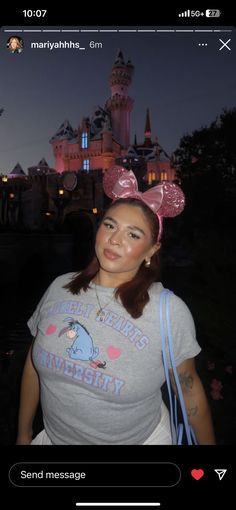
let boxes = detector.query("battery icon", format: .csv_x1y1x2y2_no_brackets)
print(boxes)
206,9,221,17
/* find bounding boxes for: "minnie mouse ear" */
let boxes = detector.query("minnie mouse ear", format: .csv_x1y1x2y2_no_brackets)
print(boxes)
103,165,127,198
157,182,185,218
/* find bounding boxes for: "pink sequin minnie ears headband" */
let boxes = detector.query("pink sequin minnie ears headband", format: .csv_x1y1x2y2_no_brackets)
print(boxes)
103,166,185,241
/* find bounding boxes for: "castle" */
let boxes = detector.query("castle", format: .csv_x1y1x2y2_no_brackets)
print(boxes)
1,50,176,230
49,49,175,183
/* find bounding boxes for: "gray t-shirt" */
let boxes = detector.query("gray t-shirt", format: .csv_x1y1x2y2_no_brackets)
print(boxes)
28,272,201,445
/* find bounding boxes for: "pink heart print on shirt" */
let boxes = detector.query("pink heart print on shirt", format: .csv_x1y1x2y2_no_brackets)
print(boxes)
107,346,122,359
191,469,204,480
46,324,57,335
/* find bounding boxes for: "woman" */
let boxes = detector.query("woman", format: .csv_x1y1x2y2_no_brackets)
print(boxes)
16,168,215,445
7,36,24,54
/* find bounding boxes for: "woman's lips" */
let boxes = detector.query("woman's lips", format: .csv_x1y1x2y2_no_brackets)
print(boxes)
103,249,121,260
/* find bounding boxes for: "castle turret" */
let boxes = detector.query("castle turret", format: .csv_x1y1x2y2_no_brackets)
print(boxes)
144,108,152,148
105,50,134,149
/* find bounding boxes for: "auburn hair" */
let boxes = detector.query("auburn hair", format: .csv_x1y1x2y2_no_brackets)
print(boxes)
64,198,160,318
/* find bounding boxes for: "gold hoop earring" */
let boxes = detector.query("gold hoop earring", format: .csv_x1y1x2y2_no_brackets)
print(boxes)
144,259,151,268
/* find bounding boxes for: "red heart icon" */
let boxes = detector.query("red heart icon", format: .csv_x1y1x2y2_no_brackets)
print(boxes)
107,346,122,359
46,324,57,335
191,469,204,480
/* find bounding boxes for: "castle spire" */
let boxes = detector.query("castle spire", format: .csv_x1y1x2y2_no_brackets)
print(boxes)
114,49,125,66
144,108,152,147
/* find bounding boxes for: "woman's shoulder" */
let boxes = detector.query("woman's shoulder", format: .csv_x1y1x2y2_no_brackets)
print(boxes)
149,284,194,317
166,289,193,318
163,288,196,330
48,271,78,290
149,281,164,296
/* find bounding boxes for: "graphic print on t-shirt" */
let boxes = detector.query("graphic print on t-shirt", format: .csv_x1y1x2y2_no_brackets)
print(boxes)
28,275,201,443
58,317,106,369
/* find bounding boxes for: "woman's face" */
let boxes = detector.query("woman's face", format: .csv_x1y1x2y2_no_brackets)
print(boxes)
10,38,18,50
95,203,159,281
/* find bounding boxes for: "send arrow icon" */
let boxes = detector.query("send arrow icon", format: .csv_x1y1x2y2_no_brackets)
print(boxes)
214,469,227,480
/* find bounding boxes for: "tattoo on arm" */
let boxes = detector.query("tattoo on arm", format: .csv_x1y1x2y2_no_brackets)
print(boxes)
187,406,198,417
169,371,194,393
178,371,194,391
178,372,199,418
169,370,199,419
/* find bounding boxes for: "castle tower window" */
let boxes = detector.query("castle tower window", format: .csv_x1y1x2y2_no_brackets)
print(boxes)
81,132,88,149
83,159,90,172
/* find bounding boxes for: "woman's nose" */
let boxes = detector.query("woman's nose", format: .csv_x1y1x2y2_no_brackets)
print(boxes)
109,230,122,245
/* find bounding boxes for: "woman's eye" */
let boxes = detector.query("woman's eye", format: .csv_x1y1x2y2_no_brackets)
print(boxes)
129,232,140,239
103,222,114,229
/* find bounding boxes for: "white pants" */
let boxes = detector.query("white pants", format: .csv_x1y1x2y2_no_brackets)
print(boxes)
143,402,172,445
31,402,171,445
31,429,52,445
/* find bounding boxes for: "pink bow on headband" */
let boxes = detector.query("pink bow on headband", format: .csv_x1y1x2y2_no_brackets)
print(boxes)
112,171,164,215
103,166,185,241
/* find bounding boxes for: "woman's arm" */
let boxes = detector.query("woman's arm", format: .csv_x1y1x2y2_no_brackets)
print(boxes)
170,358,216,445
16,343,40,445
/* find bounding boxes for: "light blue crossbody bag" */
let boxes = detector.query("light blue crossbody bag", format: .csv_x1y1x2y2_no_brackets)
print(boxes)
160,288,198,445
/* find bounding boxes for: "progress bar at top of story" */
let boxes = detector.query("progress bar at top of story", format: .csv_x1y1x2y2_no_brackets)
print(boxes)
75,504,161,507
3,28,233,33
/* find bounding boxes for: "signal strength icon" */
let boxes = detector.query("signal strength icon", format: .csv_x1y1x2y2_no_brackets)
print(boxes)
178,10,191,17
214,469,227,481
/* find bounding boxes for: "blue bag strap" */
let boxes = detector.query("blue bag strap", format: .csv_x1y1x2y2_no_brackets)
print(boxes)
165,289,194,444
160,288,197,445
159,289,177,444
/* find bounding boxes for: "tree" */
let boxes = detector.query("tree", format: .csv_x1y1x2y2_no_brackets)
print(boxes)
175,108,236,185
173,108,236,231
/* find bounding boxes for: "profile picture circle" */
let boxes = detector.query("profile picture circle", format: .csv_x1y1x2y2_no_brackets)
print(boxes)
7,36,24,54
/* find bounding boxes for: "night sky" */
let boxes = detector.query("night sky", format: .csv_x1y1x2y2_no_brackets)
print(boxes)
0,25,235,174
